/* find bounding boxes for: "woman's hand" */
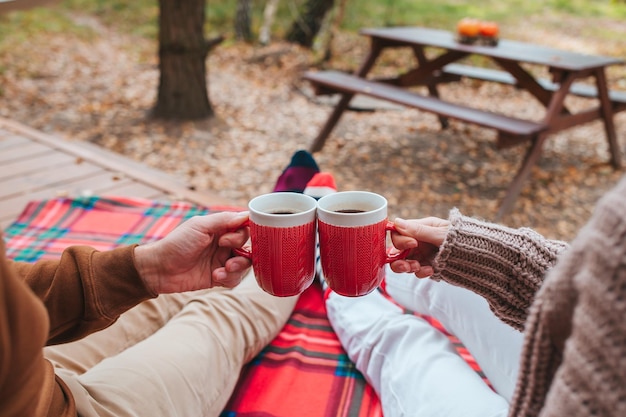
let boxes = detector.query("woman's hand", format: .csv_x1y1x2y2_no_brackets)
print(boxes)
390,217,450,278
134,211,251,295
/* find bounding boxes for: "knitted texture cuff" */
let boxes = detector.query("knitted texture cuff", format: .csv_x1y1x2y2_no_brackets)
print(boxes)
432,208,569,330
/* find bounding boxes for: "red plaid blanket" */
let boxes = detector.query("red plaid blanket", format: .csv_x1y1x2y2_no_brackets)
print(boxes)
3,196,488,417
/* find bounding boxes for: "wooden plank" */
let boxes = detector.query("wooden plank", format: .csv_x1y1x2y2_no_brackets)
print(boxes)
360,27,624,71
0,161,104,199
0,117,236,228
0,152,75,180
304,70,546,137
442,63,626,111
0,141,55,164
98,181,169,200
0,118,230,207
0,131,30,150
48,171,136,197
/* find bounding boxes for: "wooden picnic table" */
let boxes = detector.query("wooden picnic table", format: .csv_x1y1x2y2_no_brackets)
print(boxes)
304,26,625,219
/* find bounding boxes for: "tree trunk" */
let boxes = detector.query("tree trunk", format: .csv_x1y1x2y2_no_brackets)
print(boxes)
286,0,335,48
321,0,347,60
235,0,253,42
259,0,280,45
153,0,213,120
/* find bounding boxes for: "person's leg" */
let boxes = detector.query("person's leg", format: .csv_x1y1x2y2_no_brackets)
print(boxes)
310,171,505,415
273,149,319,193
326,289,509,417
383,268,524,402
45,292,197,373
55,271,298,417
49,150,311,416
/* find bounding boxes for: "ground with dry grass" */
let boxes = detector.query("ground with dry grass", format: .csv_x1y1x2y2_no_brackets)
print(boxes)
1,12,625,241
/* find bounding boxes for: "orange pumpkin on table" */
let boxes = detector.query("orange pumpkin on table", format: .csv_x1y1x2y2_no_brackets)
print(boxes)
456,18,481,38
479,21,500,38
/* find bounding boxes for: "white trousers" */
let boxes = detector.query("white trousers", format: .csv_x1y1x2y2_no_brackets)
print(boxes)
44,271,298,417
326,267,524,417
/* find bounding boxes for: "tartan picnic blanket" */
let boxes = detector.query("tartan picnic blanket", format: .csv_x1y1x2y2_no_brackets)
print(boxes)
3,196,488,417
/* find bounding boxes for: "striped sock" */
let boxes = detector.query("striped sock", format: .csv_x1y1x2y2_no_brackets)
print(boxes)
314,236,331,297
273,150,320,193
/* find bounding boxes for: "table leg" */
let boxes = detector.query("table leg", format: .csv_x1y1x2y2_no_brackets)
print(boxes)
400,50,468,86
494,59,559,110
309,93,355,153
496,133,548,220
309,41,383,153
412,46,449,129
496,74,574,218
594,68,622,169
540,73,576,124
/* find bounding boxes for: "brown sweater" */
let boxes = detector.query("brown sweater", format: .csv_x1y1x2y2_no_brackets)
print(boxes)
433,176,626,417
0,242,155,417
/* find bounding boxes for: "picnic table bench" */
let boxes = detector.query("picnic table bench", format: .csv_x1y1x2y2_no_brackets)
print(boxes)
305,70,546,149
441,63,626,113
303,26,625,219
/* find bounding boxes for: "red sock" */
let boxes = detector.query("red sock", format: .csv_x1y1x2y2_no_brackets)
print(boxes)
304,172,337,199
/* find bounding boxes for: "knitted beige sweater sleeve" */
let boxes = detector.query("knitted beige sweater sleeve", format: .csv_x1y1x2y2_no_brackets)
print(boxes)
514,178,626,417
431,209,568,330
431,176,626,417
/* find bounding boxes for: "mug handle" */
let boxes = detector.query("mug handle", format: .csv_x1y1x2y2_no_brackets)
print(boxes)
385,221,410,263
232,219,252,259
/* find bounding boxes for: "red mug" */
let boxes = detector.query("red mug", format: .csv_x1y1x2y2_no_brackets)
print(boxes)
317,191,408,297
234,192,317,297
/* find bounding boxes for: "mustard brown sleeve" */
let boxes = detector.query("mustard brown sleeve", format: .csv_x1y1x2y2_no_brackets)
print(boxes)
1,236,75,417
10,245,156,345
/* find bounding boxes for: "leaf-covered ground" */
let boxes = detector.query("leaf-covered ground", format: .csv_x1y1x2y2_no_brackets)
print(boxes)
1,12,625,241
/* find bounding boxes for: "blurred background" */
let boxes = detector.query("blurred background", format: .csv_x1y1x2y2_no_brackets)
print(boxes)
1,0,625,240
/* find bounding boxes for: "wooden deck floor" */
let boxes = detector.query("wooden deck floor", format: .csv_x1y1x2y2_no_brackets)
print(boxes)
0,117,230,228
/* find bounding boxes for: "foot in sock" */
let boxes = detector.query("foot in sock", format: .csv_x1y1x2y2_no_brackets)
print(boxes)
273,150,320,193
304,172,337,200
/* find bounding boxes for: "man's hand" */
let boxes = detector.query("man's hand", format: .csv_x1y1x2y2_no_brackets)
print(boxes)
134,211,251,294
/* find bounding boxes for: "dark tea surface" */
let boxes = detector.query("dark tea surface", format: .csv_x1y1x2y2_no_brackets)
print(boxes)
334,209,366,214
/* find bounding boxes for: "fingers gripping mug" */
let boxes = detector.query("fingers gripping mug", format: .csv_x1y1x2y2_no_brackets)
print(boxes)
317,191,408,297
234,193,318,297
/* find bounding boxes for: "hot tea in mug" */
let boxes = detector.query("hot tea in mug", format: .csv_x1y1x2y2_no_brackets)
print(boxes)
234,192,317,297
317,191,408,297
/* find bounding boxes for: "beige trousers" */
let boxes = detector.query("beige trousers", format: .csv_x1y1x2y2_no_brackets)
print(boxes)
44,272,298,417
